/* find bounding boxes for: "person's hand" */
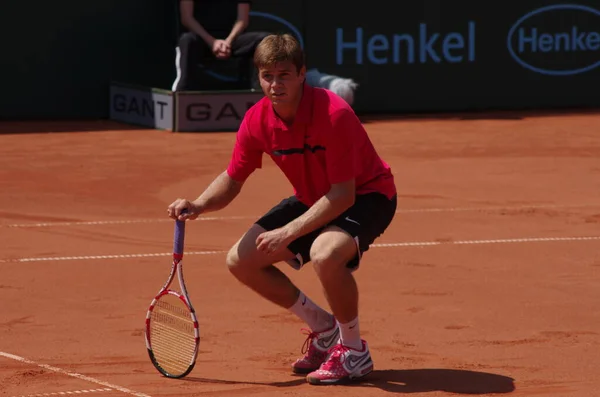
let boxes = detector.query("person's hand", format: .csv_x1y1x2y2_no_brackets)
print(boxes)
256,227,293,255
167,199,202,221
212,39,231,59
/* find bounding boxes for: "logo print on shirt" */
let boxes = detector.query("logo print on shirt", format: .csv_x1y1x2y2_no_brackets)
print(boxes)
272,144,325,156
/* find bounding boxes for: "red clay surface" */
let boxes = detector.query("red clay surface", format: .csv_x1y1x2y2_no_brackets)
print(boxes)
1,111,599,397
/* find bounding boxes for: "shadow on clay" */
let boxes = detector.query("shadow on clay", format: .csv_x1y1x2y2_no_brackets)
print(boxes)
348,368,516,394
183,368,515,394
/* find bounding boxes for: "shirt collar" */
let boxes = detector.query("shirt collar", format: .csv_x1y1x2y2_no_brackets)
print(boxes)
267,82,314,131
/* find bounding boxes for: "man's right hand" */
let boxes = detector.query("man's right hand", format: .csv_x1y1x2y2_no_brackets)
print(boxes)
167,199,202,221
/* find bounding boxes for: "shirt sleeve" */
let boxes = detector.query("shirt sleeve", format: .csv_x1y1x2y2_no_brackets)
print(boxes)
325,109,361,184
226,117,263,182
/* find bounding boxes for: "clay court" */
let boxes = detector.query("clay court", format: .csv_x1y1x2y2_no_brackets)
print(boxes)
1,111,599,397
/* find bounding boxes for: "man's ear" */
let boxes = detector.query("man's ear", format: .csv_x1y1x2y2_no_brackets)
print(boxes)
298,65,306,80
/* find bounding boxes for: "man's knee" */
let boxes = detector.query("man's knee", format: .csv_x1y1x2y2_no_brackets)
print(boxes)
250,32,270,51
178,32,197,49
257,31,270,42
310,227,357,281
311,247,347,282
225,224,293,278
225,244,242,274
225,233,256,279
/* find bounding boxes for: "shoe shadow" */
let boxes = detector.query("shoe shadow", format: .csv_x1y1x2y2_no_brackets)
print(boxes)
182,376,305,388
181,368,514,393
356,369,516,394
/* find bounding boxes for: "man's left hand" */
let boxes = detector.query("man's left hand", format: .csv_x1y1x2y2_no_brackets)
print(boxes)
256,227,293,255
213,39,231,59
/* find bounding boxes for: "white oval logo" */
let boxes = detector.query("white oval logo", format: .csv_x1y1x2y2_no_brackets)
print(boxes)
249,11,304,48
507,4,600,76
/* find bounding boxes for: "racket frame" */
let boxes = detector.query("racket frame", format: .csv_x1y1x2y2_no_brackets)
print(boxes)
144,218,199,379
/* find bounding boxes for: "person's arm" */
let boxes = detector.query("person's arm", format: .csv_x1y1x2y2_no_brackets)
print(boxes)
194,170,243,213
169,117,262,221
179,0,216,47
281,109,360,240
168,171,243,220
225,2,250,46
282,180,355,240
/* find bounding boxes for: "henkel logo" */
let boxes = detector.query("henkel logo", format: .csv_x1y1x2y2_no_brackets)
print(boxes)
507,4,600,76
336,22,476,65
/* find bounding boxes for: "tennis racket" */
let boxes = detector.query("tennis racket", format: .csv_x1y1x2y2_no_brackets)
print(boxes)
145,212,199,378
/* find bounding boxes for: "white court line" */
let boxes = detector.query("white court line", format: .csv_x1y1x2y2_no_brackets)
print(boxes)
375,236,600,248
1,204,598,229
0,352,150,397
1,216,253,228
11,388,113,397
1,236,599,263
395,203,597,213
0,251,227,263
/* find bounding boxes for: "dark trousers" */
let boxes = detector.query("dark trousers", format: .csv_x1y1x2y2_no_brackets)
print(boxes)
172,31,269,91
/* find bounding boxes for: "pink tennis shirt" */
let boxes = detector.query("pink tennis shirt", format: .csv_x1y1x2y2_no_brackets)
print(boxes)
226,84,396,206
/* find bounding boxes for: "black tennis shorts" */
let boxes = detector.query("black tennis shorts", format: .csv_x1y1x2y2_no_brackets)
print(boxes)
255,192,397,270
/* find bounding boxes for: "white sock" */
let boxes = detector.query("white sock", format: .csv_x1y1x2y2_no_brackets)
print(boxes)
288,291,334,332
338,317,362,350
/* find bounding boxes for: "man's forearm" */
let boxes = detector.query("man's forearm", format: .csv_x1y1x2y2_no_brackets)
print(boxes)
193,171,242,214
226,20,247,45
183,17,215,46
283,192,354,240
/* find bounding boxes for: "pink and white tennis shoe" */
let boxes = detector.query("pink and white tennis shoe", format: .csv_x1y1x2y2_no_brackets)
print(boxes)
306,340,374,385
291,325,340,374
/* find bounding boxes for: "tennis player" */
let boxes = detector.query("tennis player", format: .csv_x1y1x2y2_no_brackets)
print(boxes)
167,33,397,385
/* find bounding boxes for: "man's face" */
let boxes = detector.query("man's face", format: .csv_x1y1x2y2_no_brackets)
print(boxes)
258,61,306,106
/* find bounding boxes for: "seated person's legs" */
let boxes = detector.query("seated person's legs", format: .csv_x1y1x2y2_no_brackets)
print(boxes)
173,31,268,91
230,31,270,87
230,31,270,57
173,32,210,91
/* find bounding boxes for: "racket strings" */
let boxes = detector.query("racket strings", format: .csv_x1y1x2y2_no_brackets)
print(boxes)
150,296,197,375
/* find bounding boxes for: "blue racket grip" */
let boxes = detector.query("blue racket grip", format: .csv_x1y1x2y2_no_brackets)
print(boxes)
173,209,187,256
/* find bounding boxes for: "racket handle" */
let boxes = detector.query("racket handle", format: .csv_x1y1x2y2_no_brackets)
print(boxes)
173,209,187,257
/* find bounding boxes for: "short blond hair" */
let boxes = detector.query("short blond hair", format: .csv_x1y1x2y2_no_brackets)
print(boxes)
253,34,305,73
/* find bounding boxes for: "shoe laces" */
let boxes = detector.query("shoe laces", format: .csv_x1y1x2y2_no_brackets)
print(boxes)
300,328,318,355
321,344,350,370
